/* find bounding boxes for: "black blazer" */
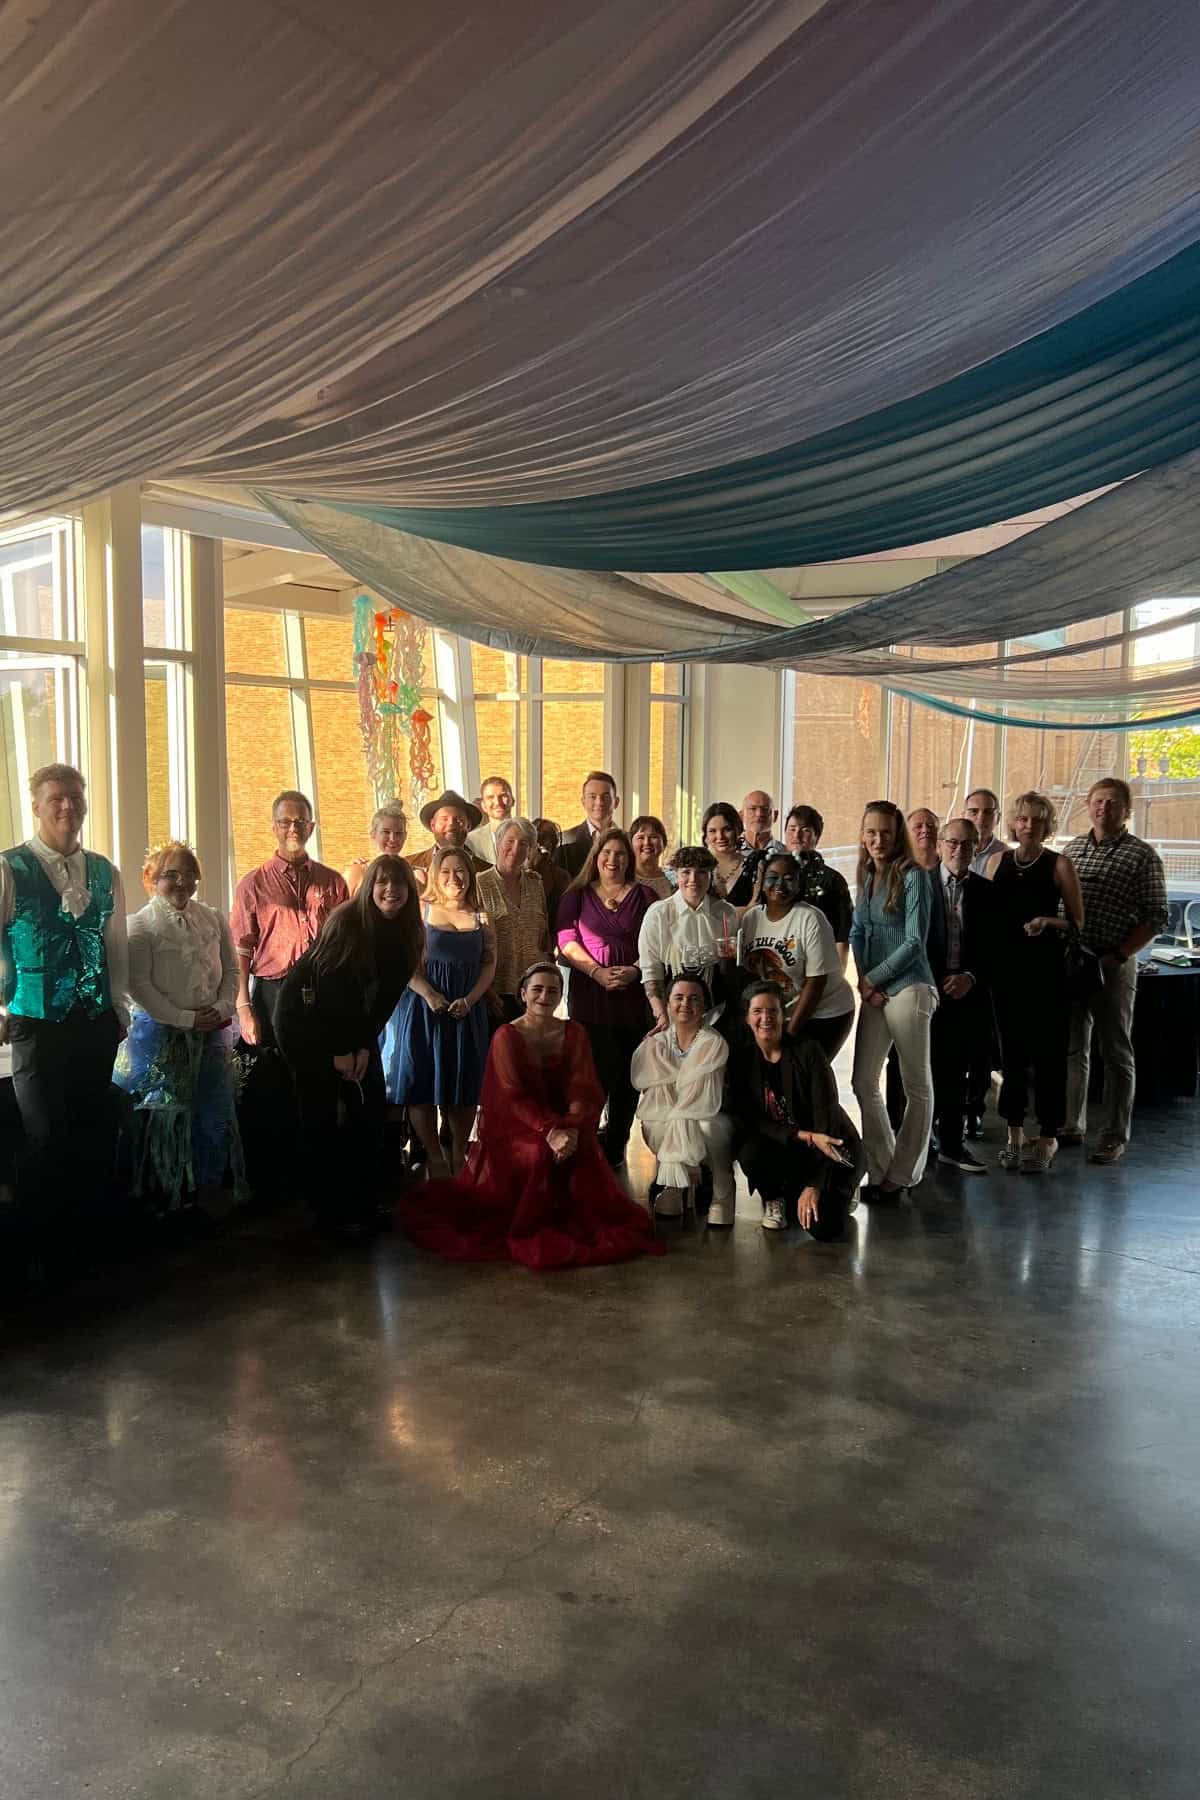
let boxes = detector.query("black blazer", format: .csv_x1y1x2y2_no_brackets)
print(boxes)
725,1038,864,1193
926,868,996,991
557,821,596,879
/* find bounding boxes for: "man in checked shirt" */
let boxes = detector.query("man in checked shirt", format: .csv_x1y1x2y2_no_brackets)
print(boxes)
1062,779,1168,1164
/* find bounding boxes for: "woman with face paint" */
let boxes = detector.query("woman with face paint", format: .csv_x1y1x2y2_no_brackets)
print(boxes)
740,854,855,1060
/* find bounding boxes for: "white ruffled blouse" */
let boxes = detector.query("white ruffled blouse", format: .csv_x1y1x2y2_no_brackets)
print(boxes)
126,896,239,1029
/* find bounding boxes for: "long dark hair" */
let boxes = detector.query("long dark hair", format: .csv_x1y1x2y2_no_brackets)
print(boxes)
856,801,915,915
309,855,423,981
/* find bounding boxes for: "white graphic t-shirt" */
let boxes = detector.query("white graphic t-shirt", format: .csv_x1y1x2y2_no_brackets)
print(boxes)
740,901,854,1019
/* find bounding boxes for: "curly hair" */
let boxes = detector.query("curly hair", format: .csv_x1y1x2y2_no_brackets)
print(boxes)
142,840,202,894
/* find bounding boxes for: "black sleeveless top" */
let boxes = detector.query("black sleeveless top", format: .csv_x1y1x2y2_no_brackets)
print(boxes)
992,848,1065,983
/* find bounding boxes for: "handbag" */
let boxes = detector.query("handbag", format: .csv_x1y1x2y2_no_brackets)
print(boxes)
1063,929,1103,1004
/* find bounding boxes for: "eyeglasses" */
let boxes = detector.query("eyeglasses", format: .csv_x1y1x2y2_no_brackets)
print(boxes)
157,869,198,887
941,838,973,850
762,873,796,887
273,817,311,832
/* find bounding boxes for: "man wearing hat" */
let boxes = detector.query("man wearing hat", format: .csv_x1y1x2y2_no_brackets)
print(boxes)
408,790,490,892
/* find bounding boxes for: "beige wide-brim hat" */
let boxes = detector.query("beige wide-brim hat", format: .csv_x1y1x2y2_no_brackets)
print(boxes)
418,787,484,832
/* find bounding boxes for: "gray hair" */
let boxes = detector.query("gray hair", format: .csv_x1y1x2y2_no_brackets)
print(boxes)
371,800,408,834
495,816,536,853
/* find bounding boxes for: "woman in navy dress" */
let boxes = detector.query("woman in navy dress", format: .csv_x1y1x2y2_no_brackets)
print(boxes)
382,847,496,1176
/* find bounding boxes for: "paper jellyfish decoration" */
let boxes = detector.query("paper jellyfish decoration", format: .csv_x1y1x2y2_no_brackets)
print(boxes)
352,595,435,814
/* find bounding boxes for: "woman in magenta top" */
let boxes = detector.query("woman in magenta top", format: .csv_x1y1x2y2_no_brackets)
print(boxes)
556,827,655,1168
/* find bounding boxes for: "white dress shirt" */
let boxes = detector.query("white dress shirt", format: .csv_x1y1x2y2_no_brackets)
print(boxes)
126,896,240,1029
0,835,129,1025
638,889,739,997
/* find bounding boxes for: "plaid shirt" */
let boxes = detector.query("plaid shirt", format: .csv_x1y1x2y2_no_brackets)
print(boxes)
1063,829,1167,956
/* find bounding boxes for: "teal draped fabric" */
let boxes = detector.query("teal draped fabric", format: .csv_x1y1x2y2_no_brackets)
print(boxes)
320,242,1200,572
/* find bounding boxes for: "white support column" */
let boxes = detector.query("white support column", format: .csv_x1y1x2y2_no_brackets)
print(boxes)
604,663,626,798
621,663,651,822
186,534,231,910
435,634,471,796
80,485,147,874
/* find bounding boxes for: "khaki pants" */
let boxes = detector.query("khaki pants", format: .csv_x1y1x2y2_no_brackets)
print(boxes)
1065,958,1138,1143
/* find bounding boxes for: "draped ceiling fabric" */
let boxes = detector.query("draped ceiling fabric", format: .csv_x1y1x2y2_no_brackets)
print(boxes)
7,1,1200,730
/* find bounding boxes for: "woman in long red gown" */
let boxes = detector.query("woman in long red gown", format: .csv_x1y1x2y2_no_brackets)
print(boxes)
397,961,664,1270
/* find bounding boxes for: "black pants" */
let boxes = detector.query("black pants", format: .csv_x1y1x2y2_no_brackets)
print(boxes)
930,989,989,1157
286,1045,387,1225
966,1005,999,1117
249,974,286,1048
737,1130,865,1241
584,1021,644,1164
995,991,1069,1138
8,1007,122,1228
799,1010,854,1062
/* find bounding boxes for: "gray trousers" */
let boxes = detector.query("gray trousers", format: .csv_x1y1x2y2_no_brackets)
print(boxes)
1065,958,1138,1142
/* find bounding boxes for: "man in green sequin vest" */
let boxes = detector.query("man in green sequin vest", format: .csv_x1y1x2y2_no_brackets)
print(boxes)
0,763,129,1233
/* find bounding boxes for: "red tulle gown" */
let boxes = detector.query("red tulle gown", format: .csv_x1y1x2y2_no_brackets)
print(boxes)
397,1021,665,1270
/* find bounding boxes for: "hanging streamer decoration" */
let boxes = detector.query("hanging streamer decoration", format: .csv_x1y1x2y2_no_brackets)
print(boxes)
352,596,434,814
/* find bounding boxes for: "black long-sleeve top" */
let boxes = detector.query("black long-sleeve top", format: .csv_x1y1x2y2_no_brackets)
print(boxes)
275,943,415,1065
725,1037,861,1193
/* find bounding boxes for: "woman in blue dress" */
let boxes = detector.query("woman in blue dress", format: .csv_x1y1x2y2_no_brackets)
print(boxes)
383,846,496,1177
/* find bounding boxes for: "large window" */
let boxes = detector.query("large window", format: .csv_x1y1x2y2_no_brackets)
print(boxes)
466,648,607,828
223,604,448,881
0,519,81,847
784,670,884,855
142,525,192,852
648,664,687,843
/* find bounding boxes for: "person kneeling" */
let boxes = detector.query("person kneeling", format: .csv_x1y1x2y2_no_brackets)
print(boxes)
631,972,735,1225
727,983,865,1239
397,962,663,1270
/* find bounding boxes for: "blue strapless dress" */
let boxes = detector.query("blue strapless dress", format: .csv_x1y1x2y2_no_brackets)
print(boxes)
381,918,490,1106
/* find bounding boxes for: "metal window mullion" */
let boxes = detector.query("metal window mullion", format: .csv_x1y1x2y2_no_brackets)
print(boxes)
283,612,319,855
779,670,796,805
167,659,191,841
526,655,543,816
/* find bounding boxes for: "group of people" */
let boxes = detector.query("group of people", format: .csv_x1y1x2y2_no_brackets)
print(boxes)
0,758,1169,1276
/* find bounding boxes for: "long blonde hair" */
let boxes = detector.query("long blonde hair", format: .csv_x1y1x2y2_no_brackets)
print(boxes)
856,801,916,915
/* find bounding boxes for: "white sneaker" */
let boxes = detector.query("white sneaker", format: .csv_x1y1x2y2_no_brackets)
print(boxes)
653,1186,684,1217
706,1197,735,1227
761,1199,787,1231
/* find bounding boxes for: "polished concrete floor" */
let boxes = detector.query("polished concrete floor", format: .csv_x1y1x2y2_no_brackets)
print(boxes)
2,1098,1199,1800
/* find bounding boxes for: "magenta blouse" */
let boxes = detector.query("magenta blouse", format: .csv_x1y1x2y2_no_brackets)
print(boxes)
556,883,655,1028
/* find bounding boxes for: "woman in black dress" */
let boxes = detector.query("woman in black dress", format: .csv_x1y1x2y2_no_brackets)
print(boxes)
275,855,423,1232
985,793,1083,1173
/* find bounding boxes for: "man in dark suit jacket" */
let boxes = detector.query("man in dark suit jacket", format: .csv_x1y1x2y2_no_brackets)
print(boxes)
557,769,620,879
928,818,997,1174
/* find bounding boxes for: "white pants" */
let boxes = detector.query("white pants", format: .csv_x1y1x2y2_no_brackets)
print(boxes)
851,983,937,1187
639,1113,735,1201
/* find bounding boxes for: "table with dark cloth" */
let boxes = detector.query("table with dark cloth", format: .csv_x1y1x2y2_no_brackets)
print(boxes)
1089,957,1200,1108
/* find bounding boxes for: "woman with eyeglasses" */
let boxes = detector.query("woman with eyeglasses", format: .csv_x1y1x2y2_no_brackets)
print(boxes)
739,853,856,1060
114,841,244,1216
631,971,735,1223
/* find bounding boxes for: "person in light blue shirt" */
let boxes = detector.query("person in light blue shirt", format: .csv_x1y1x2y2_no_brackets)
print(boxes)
849,801,938,1198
